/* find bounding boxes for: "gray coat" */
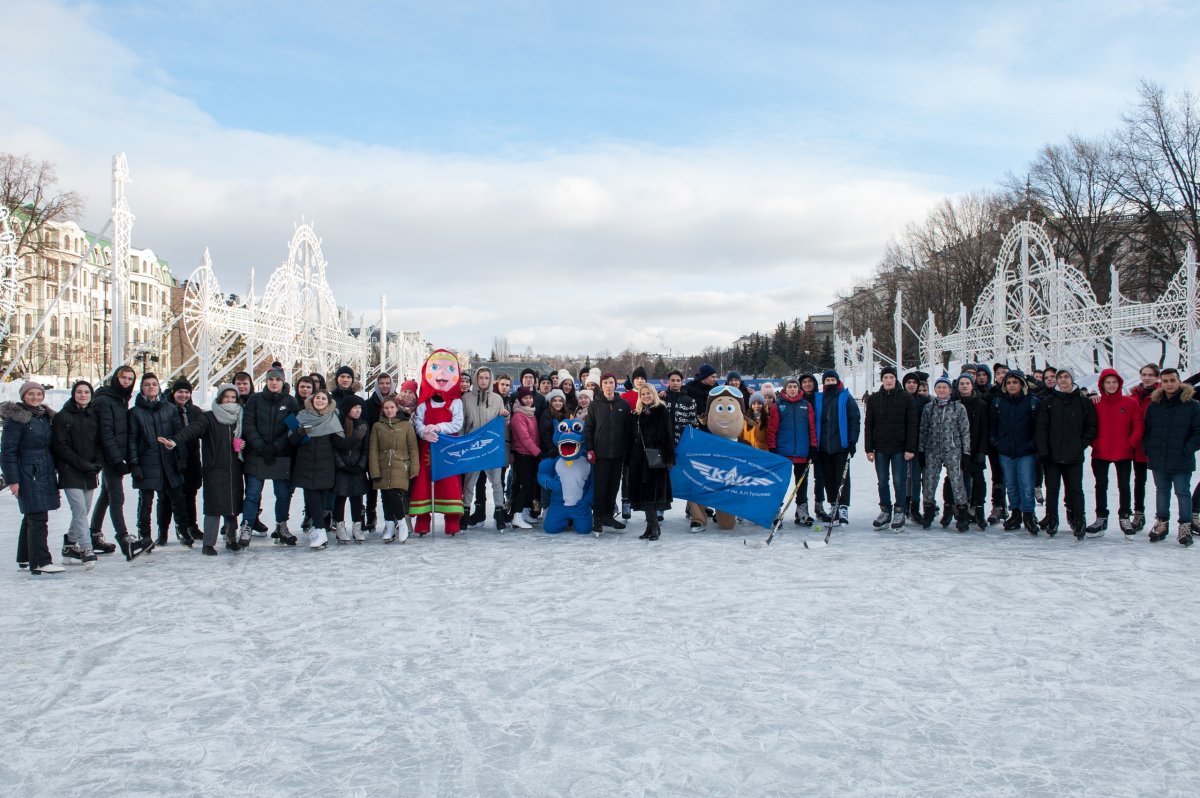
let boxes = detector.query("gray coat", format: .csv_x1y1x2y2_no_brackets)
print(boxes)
919,400,971,459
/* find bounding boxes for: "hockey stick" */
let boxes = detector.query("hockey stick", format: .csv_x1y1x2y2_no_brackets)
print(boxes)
745,463,809,548
806,454,853,548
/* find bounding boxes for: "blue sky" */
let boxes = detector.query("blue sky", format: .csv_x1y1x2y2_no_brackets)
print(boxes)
5,1,1199,355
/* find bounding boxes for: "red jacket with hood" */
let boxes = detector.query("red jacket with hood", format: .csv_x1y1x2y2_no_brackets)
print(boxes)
1092,368,1144,462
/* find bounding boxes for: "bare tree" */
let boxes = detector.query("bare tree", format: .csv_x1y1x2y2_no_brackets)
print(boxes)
0,154,85,260
1006,136,1124,297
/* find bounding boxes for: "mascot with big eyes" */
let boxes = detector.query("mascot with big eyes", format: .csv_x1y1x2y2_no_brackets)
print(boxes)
536,418,594,534
410,349,465,535
701,385,747,531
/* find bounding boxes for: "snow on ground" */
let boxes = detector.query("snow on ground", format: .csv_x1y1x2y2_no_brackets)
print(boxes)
1,456,1197,797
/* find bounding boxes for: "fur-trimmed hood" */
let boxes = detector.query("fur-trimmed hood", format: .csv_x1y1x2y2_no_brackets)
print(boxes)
0,401,54,424
1151,383,1195,403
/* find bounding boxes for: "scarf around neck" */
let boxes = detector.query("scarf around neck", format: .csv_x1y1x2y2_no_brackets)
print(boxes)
297,402,344,438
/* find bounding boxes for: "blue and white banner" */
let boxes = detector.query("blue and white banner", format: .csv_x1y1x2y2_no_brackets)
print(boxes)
430,415,506,481
670,427,792,529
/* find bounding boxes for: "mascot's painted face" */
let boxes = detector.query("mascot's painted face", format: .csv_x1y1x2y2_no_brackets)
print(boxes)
418,349,464,402
553,418,586,460
706,386,744,441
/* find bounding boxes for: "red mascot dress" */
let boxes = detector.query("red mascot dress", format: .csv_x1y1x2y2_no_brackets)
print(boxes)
410,349,465,535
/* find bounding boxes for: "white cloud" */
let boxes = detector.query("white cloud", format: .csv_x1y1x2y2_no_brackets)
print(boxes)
2,1,948,357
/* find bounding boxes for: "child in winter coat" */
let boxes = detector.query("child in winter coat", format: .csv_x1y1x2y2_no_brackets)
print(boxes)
744,392,771,450
919,376,971,531
333,395,371,543
368,397,420,543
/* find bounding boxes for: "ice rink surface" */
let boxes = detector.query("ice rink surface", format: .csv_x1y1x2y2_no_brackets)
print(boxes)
1,455,1197,797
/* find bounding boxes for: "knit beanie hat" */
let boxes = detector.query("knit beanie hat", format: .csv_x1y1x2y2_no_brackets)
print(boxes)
265,368,285,381
335,365,355,380
577,389,593,402
822,369,840,382
935,375,953,389
726,370,742,382
696,364,717,380
516,386,534,400
557,369,574,387
585,368,601,387
547,389,566,404
750,391,765,406
399,380,418,394
170,376,194,395
631,366,648,382
880,366,897,379
18,380,42,401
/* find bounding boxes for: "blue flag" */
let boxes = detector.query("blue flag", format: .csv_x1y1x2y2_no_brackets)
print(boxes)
670,427,793,529
430,415,506,481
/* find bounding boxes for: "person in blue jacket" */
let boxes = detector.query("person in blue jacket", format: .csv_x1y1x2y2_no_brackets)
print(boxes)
813,369,861,525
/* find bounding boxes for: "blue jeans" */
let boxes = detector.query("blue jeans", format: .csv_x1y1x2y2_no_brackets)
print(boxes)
1152,470,1192,523
242,476,292,525
999,454,1036,513
873,451,907,508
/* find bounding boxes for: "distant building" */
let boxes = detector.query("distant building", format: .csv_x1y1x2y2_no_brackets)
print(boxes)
470,360,553,383
805,313,834,350
2,214,177,386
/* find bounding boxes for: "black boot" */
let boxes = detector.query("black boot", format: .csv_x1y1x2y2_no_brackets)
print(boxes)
1002,510,1022,531
493,508,507,531
639,522,652,540
1044,516,1059,537
1023,512,1039,535
921,502,936,530
973,506,987,531
648,516,661,541
155,529,168,547
940,504,953,528
91,530,118,555
176,525,194,548
224,519,241,551
955,505,970,532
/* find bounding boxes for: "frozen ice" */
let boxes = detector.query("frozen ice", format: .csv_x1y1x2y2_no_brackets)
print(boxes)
0,455,1196,796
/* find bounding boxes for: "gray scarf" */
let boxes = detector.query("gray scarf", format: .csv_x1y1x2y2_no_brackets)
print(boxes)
297,398,344,439
211,385,244,458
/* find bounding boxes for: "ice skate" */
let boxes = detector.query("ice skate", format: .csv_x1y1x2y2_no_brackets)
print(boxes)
890,506,905,530
1131,511,1145,531
493,508,507,531
794,502,813,527
940,504,953,529
1002,510,1022,531
814,502,831,523
1179,522,1194,547
954,505,970,532
921,502,936,529
1085,515,1108,538
511,512,533,529
251,517,269,536
1023,512,1039,535
837,505,849,525
1148,518,1169,542
334,521,351,544
872,507,890,529
973,506,987,531
90,531,117,555
237,522,253,548
987,505,1006,525
175,526,194,548
309,527,329,549
202,545,218,556
30,563,65,575
351,522,365,543
398,518,411,543
61,535,84,564
1118,515,1135,536
274,523,297,546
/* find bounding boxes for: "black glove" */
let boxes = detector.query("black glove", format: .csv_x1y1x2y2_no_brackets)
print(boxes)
114,461,131,476
87,462,103,474
130,465,144,482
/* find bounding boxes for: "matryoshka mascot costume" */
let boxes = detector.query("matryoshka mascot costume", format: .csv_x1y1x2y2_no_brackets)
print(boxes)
410,349,466,535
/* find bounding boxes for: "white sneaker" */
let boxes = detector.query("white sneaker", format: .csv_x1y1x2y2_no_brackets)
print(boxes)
32,563,66,574
351,522,365,543
397,519,411,543
521,509,540,526
309,528,329,549
382,522,397,543
334,522,350,544
512,513,533,529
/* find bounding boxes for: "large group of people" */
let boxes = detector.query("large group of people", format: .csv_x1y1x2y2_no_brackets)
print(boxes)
3,353,1199,576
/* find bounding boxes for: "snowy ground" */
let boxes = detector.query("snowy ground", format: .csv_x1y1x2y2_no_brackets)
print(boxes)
1,456,1197,797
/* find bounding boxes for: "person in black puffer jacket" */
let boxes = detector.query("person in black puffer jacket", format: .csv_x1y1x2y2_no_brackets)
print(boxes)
864,366,917,527
2,382,62,573
332,394,371,542
240,368,300,541
684,364,718,431
988,369,1040,533
585,373,631,532
88,364,138,552
902,371,930,519
157,377,203,544
1142,368,1200,545
943,374,990,529
52,381,106,561
1034,369,1098,538
127,373,192,548
291,389,345,549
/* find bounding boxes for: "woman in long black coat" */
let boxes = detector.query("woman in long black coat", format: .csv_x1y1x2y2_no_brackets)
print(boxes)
52,380,105,562
627,383,676,541
161,384,248,555
1,382,63,574
332,394,370,543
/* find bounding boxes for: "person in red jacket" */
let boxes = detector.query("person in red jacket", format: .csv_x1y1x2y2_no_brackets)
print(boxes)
1086,368,1144,536
1128,363,1159,531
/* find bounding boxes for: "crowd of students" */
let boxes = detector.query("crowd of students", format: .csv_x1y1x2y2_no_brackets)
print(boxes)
3,356,1198,575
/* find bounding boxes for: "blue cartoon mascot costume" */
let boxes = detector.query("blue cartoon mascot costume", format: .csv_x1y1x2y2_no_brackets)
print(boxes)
537,418,594,533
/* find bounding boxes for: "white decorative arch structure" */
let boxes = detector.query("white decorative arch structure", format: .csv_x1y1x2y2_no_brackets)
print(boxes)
0,207,19,344
836,219,1200,386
